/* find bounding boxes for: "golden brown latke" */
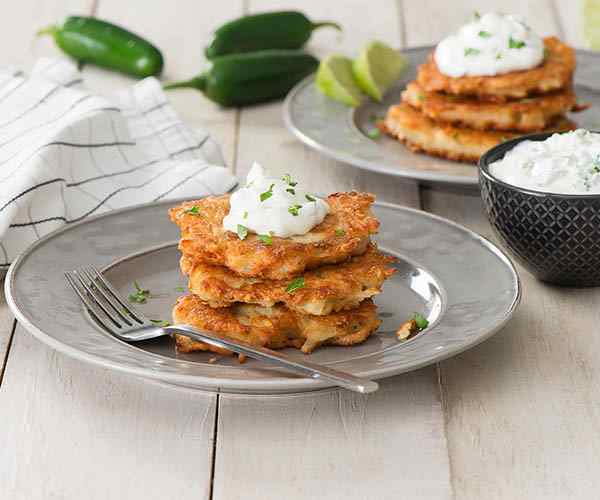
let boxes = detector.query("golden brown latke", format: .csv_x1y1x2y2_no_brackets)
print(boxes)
181,243,395,315
170,192,380,281
379,102,576,163
402,81,579,132
172,295,380,355
417,37,575,102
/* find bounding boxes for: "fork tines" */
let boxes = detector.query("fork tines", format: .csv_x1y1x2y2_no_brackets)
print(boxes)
65,266,147,332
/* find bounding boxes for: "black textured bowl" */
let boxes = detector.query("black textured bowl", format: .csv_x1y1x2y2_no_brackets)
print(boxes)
480,132,600,287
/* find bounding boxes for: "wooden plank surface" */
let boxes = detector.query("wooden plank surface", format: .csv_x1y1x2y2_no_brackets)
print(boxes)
213,2,451,499
0,1,219,499
214,373,451,500
0,325,217,500
405,1,600,498
0,288,15,385
554,0,585,49
0,0,93,389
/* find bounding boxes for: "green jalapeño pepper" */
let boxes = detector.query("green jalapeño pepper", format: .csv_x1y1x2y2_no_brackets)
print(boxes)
38,16,163,78
205,11,341,59
164,50,319,107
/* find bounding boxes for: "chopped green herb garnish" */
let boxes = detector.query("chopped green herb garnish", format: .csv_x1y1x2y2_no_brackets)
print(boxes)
150,319,170,327
286,276,305,293
508,37,525,49
335,228,345,236
286,188,296,195
237,224,248,240
288,204,302,216
473,10,481,20
128,281,150,304
478,30,492,38
413,312,429,330
184,206,201,216
282,174,298,187
174,286,186,293
464,47,480,56
592,155,600,174
243,211,248,219
495,52,503,60
258,233,273,245
305,194,316,202
369,114,384,123
260,183,275,202
367,128,381,139
543,47,550,59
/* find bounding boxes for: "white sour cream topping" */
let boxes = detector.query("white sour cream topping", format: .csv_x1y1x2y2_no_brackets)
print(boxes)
223,162,330,238
490,130,600,194
434,12,544,77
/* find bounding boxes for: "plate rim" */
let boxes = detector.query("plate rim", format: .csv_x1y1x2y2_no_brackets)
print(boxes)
283,45,598,188
5,197,521,394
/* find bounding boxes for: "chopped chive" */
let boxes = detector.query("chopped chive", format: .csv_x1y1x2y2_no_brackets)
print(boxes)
184,206,201,216
508,37,525,49
260,183,275,202
335,228,345,236
237,224,248,240
473,10,481,19
367,128,381,139
288,204,302,216
128,281,150,304
464,47,480,56
413,312,429,330
495,52,503,60
286,276,305,294
150,319,170,327
282,174,297,187
286,188,296,195
478,30,492,38
305,194,316,202
243,210,248,219
174,286,186,292
258,233,273,245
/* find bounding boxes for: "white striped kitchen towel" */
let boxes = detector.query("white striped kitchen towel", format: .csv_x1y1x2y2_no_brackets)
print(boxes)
0,58,237,273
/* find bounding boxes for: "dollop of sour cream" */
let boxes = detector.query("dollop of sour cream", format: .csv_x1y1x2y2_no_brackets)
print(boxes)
222,162,330,238
490,130,600,194
434,12,544,77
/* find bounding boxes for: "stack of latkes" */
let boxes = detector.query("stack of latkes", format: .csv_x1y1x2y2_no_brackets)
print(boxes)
169,192,395,357
381,37,584,163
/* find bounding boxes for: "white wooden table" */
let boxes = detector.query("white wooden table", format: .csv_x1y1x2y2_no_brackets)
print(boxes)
0,1,596,499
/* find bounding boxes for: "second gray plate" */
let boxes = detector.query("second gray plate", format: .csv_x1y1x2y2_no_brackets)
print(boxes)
284,47,600,187
6,198,520,394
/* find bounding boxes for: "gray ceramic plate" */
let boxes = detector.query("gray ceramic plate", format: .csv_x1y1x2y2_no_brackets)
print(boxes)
284,47,600,187
5,198,520,394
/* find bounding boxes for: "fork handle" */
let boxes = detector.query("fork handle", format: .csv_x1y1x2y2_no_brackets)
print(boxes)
165,324,379,394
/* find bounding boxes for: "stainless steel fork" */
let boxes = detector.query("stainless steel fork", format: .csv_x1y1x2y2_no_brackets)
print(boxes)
65,266,379,394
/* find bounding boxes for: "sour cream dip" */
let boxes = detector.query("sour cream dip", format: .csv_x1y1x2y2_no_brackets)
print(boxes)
223,162,330,238
489,130,600,194
434,12,544,77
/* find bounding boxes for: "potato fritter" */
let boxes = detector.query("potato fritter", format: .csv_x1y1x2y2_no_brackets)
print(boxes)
402,81,579,132
380,102,576,163
170,192,379,280
181,244,395,315
417,37,575,102
172,295,380,354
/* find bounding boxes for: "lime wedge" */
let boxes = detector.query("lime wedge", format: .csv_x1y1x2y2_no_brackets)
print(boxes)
352,40,407,101
316,54,364,107
584,0,600,49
